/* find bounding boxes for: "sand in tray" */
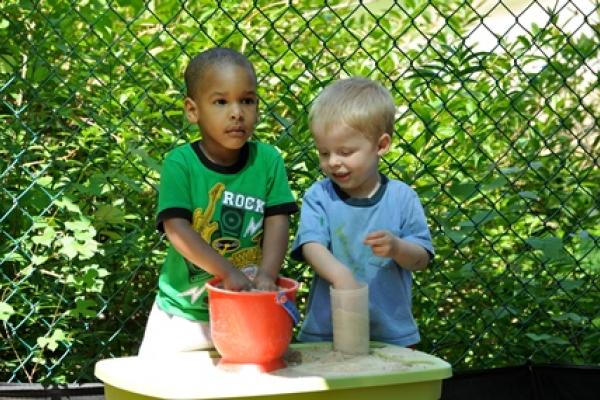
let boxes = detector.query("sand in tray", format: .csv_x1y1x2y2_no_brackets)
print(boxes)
276,344,438,377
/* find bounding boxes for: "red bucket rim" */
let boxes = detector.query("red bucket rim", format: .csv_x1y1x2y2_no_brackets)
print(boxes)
206,276,298,296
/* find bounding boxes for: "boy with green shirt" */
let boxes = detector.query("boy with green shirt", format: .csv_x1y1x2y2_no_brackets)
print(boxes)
139,48,298,355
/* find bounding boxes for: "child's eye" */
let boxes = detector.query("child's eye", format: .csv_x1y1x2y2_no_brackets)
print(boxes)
339,149,353,156
214,99,227,105
241,98,256,105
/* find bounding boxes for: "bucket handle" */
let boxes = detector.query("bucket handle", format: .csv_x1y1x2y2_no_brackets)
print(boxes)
275,291,300,325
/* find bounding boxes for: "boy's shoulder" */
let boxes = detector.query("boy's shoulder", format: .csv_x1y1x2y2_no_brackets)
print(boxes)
164,142,193,160
305,178,334,196
385,177,413,190
384,177,420,197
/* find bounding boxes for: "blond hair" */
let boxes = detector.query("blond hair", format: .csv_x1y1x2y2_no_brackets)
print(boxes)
309,77,396,140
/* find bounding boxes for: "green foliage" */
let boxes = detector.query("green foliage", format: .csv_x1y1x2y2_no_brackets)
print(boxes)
1,0,598,383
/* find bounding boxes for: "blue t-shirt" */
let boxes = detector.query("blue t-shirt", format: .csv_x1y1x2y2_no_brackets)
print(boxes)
291,175,434,346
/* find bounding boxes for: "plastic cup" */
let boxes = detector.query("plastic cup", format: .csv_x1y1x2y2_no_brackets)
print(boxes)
330,282,369,355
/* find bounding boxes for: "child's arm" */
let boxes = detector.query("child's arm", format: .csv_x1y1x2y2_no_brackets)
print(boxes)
163,218,253,291
302,242,361,289
363,230,430,271
254,214,289,291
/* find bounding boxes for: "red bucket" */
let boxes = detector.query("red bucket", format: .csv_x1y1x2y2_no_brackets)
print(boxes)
206,276,299,372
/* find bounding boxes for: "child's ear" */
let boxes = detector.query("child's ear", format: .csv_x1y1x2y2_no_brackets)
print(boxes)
184,97,198,123
377,133,392,156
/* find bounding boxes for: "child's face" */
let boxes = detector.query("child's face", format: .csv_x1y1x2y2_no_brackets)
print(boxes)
185,64,257,161
313,122,390,198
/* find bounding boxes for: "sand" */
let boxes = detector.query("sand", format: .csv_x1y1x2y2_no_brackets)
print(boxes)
275,343,438,377
331,309,369,354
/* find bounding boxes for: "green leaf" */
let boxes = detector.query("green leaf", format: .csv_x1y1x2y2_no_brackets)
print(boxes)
410,68,439,78
482,176,508,191
74,174,106,196
529,161,543,170
75,238,101,260
69,299,97,318
448,182,478,201
36,176,53,188
0,54,16,74
54,198,81,214
459,210,499,227
557,279,583,292
95,205,126,225
58,236,78,259
99,229,123,240
115,0,145,13
436,125,455,137
499,167,522,175
31,255,49,265
0,302,15,321
410,103,434,123
525,333,569,345
3,252,25,262
65,220,93,233
519,191,540,200
444,228,474,246
526,236,568,260
130,147,162,172
31,226,56,247
37,329,67,352
459,262,475,278
551,312,584,323
457,65,484,76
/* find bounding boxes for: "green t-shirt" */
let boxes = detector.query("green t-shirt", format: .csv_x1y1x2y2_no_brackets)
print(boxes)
155,141,298,321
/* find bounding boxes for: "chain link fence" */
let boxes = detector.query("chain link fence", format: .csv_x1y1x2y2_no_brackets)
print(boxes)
1,0,599,384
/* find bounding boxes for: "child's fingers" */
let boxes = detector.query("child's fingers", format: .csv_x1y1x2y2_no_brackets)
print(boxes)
254,276,278,291
372,249,385,257
365,230,385,239
364,230,385,243
364,239,380,248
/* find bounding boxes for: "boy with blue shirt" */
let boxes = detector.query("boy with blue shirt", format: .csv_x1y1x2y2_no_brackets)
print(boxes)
291,77,434,347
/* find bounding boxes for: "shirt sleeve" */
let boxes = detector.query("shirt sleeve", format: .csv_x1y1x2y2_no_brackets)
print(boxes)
155,150,194,232
290,184,330,261
401,190,435,258
264,147,298,216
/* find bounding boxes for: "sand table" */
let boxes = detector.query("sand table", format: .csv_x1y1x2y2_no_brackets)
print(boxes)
95,343,452,399
274,343,438,378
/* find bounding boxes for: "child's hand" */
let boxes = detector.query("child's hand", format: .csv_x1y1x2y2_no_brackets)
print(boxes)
253,269,279,291
222,269,254,291
363,230,398,258
332,267,361,290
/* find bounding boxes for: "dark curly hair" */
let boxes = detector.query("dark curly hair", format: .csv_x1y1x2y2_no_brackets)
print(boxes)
184,47,256,98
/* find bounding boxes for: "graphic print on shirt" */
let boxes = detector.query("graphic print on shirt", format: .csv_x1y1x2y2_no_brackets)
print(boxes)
194,183,225,242
182,183,225,284
334,224,365,277
185,182,263,287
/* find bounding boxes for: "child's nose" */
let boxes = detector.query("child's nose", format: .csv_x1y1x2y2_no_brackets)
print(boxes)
328,154,341,167
230,103,243,119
